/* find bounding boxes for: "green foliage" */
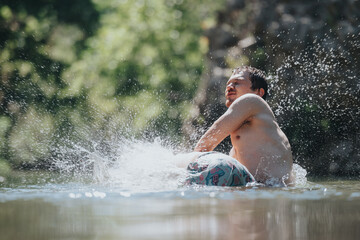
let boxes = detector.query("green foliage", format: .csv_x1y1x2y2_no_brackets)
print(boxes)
62,0,223,135
0,0,98,167
8,108,54,165
0,158,11,177
0,116,11,154
0,0,223,167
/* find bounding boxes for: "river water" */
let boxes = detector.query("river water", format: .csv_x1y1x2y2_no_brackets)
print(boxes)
1,175,360,240
1,141,360,240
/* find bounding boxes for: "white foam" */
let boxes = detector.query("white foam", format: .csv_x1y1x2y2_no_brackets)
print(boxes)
54,137,308,191
292,163,308,186
93,139,189,192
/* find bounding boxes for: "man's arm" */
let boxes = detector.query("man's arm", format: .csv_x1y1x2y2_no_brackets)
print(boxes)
194,94,265,152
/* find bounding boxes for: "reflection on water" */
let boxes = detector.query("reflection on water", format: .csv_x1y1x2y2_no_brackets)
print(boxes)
1,179,360,240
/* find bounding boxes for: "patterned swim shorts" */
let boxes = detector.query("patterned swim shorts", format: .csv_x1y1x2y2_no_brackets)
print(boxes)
185,152,255,186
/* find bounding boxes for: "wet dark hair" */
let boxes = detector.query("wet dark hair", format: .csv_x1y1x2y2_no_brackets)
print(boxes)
233,66,268,100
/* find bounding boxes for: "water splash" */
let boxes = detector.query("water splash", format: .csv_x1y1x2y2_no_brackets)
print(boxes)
292,163,307,186
51,128,308,191
265,33,360,175
52,134,191,192
104,138,188,191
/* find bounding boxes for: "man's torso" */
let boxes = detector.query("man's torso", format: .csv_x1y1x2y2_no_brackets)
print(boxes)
229,102,293,184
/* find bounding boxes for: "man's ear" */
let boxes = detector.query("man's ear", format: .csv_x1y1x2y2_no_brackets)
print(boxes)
258,88,265,98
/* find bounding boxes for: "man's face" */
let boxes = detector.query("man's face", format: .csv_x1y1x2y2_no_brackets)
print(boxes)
225,70,258,108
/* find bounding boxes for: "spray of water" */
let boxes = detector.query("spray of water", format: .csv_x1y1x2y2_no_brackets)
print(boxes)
264,33,360,176
51,129,193,192
51,122,308,191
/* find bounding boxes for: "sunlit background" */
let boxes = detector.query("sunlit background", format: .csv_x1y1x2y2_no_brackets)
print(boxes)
0,0,360,239
0,0,359,177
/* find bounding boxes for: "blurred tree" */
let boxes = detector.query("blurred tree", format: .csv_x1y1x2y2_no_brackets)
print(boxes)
0,0,224,168
0,0,99,167
62,0,224,139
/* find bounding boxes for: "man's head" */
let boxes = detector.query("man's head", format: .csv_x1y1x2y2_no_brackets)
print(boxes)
225,66,268,107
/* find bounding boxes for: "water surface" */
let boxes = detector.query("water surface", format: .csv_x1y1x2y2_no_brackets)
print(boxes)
1,171,359,240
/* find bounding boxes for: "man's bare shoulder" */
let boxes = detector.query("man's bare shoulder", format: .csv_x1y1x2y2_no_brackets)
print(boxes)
230,93,269,111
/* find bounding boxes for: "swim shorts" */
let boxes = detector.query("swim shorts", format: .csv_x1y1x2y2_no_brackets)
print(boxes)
185,152,255,186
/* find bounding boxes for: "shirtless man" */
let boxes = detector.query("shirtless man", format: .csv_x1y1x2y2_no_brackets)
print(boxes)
185,66,293,186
